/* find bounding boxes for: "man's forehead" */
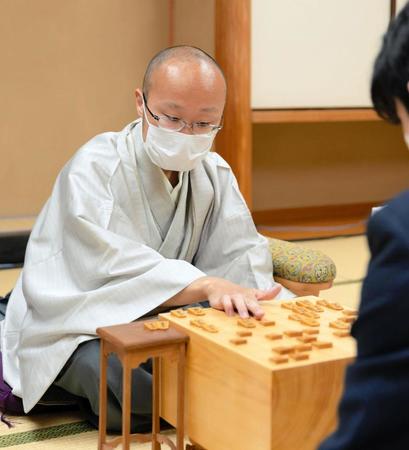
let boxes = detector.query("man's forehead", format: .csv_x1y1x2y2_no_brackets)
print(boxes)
161,101,220,113
150,59,225,92
158,58,219,78
146,59,226,111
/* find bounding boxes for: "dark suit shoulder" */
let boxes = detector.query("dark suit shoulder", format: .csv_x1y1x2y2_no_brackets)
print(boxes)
367,190,409,256
369,190,409,230
357,189,409,357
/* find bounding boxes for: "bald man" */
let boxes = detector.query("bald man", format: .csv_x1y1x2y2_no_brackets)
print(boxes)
0,46,290,432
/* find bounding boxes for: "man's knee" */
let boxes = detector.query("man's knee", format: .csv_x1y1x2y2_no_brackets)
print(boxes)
55,338,153,418
55,339,102,397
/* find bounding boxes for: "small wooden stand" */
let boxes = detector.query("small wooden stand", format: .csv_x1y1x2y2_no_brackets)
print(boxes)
96,320,188,450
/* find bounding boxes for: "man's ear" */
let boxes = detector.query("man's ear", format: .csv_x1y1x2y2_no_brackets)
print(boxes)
406,81,409,94
135,88,144,118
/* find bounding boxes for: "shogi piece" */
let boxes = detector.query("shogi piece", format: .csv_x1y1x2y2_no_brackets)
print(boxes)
260,319,275,327
303,329,319,335
270,356,289,364
265,332,283,340
283,330,303,338
281,302,294,310
296,299,324,313
144,320,169,331
312,341,334,350
294,344,313,352
317,299,344,311
187,307,206,316
159,296,356,450
297,336,317,344
329,320,350,330
339,316,355,324
290,352,309,361
333,330,350,338
300,317,320,327
237,330,253,337
272,345,296,355
237,318,257,328
171,309,188,319
96,321,188,450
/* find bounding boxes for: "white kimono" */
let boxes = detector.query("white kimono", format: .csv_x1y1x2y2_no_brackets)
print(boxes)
0,120,290,413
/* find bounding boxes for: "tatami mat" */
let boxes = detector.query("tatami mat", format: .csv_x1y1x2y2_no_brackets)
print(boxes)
6,430,179,450
0,411,86,435
4,429,181,450
320,281,363,310
0,412,181,449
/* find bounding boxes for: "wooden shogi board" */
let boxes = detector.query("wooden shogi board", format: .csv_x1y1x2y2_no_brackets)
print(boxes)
159,296,357,450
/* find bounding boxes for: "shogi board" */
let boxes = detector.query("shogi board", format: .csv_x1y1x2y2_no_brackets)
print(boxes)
159,296,357,450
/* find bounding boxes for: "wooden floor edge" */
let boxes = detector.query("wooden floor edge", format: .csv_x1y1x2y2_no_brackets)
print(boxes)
253,202,378,240
252,201,384,225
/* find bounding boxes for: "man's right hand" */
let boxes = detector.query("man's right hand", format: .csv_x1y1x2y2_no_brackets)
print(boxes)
200,277,281,319
164,276,281,320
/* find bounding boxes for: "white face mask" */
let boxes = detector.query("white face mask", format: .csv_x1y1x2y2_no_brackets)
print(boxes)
142,106,216,171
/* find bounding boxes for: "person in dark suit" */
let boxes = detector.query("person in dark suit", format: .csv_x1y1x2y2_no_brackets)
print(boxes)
319,4,409,450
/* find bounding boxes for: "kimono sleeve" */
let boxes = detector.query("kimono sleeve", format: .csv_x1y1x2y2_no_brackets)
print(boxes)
193,161,293,298
22,156,205,332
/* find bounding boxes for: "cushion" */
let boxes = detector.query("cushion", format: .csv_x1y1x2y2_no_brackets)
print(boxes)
266,237,336,284
0,350,24,426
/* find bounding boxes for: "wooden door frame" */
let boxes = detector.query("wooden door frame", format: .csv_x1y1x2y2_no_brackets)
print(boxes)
215,0,252,207
214,0,397,210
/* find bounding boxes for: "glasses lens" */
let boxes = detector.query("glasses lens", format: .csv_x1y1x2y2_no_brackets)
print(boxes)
156,117,220,135
157,117,183,131
192,124,216,135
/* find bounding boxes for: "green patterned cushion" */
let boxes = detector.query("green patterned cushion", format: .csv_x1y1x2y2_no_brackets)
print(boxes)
266,237,336,284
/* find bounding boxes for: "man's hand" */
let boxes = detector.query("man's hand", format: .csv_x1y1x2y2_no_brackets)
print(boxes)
201,277,281,319
163,276,281,319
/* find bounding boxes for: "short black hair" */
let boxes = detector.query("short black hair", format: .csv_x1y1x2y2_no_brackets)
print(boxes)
371,4,409,124
142,45,226,98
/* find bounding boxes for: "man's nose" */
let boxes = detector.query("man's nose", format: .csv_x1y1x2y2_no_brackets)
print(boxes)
180,122,195,135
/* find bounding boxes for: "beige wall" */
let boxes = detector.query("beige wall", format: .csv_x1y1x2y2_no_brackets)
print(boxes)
0,0,168,218
173,0,215,55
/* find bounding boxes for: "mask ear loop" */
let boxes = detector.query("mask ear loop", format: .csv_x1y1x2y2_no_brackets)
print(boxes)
139,98,152,145
141,98,150,127
141,97,164,132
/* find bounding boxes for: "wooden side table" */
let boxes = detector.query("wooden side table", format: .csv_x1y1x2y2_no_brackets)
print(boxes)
96,320,188,450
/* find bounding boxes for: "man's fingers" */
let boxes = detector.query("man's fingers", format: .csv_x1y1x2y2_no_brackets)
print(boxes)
255,284,282,301
231,294,249,318
244,298,265,319
221,295,234,316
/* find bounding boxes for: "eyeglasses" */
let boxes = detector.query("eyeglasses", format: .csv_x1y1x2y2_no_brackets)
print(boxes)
143,93,223,135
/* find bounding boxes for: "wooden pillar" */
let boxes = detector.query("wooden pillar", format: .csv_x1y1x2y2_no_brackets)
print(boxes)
391,0,397,20
215,0,252,207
